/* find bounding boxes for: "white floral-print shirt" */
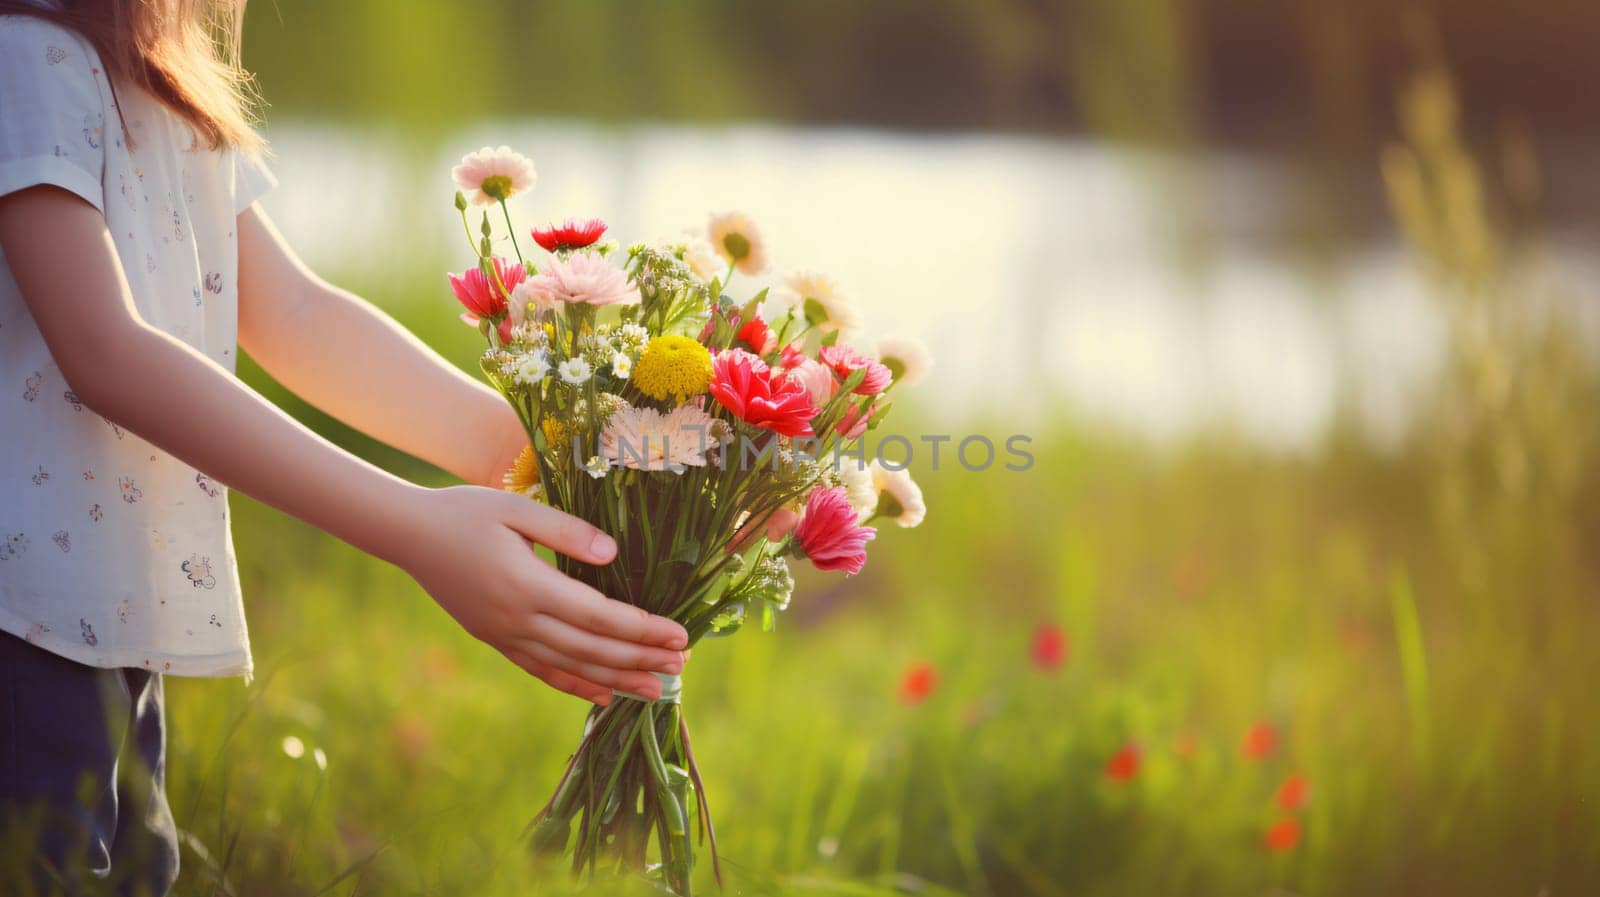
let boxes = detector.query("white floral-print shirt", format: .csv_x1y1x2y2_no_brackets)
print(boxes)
0,12,274,677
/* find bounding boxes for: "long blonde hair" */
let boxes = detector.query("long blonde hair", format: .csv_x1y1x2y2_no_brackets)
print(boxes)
0,0,262,152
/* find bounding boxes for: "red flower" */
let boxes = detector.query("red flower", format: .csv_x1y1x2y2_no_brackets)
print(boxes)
794,486,876,574
1240,721,1278,761
736,314,776,355
1104,742,1142,782
1263,818,1302,852
448,256,526,321
818,344,892,396
898,661,939,705
1030,624,1068,671
709,349,816,438
1275,774,1310,811
530,217,607,253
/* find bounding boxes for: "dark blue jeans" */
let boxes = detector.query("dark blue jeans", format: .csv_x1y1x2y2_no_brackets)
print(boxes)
0,630,179,897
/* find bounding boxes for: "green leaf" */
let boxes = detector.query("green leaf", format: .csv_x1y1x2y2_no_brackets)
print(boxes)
668,540,701,566
802,297,828,327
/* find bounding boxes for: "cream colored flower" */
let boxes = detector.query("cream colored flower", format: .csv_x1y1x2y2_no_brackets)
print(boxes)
837,461,876,516
773,270,860,335
707,211,769,276
611,352,633,379
868,460,925,527
583,455,613,479
451,145,537,206
682,237,724,283
875,335,932,387
600,404,715,472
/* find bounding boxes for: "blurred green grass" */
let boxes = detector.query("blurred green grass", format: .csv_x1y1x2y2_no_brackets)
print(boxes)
154,345,1600,895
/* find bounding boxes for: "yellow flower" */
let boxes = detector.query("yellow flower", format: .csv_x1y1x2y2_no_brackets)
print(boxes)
541,417,567,451
633,335,713,402
501,444,542,499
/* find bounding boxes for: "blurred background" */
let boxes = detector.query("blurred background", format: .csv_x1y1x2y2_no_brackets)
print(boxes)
163,1,1600,895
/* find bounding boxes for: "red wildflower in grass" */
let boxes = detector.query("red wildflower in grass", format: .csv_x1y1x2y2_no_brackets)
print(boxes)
1030,624,1068,671
794,486,876,574
1263,818,1302,852
736,314,776,355
898,661,939,705
708,349,816,437
1276,774,1310,811
1240,721,1278,761
447,256,526,321
818,344,892,396
530,217,607,253
1104,742,1142,782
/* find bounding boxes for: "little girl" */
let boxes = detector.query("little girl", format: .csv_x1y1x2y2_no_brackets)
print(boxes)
0,1,688,893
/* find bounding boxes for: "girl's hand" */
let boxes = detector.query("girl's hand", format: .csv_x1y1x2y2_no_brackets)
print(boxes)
401,485,688,704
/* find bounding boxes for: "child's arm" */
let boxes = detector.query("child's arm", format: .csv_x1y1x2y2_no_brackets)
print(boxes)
236,206,523,487
0,186,685,704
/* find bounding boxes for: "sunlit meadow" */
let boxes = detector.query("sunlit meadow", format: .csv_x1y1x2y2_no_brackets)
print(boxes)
16,2,1600,895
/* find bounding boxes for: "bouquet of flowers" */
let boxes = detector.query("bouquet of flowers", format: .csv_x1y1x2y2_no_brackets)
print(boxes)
446,146,930,895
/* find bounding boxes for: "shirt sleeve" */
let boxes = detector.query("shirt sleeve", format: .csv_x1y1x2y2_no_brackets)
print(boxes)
233,147,276,215
0,19,107,211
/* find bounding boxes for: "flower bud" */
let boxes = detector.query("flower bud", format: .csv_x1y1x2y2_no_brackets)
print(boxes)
454,190,467,211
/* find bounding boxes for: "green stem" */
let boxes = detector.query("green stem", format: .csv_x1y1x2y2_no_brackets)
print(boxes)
500,199,527,267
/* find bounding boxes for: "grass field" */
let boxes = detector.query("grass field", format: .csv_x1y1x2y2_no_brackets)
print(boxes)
149,369,1600,896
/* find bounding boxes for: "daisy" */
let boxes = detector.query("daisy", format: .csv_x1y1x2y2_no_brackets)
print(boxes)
582,456,612,479
611,352,633,379
772,271,860,335
558,357,593,385
875,335,932,387
707,211,770,276
451,146,537,206
523,253,640,308
868,460,925,527
513,351,550,386
600,404,716,472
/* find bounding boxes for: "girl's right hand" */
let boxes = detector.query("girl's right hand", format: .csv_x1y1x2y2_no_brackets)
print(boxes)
400,485,688,705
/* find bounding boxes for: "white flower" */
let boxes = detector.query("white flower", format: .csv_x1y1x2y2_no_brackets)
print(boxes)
611,352,633,379
619,323,650,345
772,270,860,335
583,455,613,479
707,211,770,276
600,404,715,472
451,145,537,206
875,335,932,387
513,350,550,386
869,460,925,528
558,357,592,385
682,237,724,282
837,460,876,516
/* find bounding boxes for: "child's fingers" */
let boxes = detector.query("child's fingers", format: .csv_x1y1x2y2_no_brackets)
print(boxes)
503,648,613,705
523,612,685,675
512,640,665,700
529,567,688,649
500,497,616,564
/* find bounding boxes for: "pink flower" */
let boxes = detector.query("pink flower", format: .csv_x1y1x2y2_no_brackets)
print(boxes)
709,349,816,438
787,358,837,408
531,217,607,253
448,256,527,321
451,145,537,206
524,253,639,307
818,344,892,396
794,485,876,574
779,344,808,370
836,402,878,439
